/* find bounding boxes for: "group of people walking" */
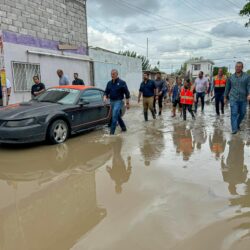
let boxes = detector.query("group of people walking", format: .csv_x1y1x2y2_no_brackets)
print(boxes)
104,62,250,135
3,63,249,137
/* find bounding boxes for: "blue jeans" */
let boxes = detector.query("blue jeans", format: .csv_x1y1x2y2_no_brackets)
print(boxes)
110,100,126,135
230,101,247,132
195,92,205,112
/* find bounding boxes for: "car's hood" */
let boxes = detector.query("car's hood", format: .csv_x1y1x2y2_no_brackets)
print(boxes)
0,101,65,120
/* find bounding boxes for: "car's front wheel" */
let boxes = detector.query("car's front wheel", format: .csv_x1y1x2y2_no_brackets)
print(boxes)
48,120,69,144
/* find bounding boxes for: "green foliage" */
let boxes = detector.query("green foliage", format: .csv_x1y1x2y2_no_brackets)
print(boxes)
247,69,250,74
119,50,151,71
240,0,250,26
151,66,160,72
174,62,187,76
213,67,228,76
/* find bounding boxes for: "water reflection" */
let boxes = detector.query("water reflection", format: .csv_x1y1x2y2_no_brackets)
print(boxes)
221,136,250,241
0,137,112,250
221,137,248,195
140,126,165,166
107,137,132,194
193,126,207,150
0,138,113,182
209,127,227,160
172,124,194,161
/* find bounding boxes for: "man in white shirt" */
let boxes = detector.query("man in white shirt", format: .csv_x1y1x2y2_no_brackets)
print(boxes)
57,69,70,86
6,78,11,105
194,71,209,113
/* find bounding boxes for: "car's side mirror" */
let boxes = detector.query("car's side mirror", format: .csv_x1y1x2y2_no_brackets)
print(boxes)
79,98,90,106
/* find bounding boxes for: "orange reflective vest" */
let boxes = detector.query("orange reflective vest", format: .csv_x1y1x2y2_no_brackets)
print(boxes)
180,88,194,105
180,138,193,154
211,143,224,154
214,75,227,88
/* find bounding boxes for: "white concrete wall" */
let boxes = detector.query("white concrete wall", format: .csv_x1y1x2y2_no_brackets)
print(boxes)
4,42,91,104
89,49,142,97
187,62,213,78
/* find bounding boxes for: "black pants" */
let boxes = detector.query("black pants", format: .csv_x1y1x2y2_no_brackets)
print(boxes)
154,95,163,111
215,92,224,115
182,104,194,120
195,92,205,112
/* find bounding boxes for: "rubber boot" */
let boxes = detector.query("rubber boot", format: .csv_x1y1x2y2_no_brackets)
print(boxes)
183,111,187,121
151,110,156,120
172,108,176,117
144,112,148,122
191,111,196,120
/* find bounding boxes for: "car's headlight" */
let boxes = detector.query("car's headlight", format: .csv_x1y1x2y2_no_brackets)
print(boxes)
5,118,37,128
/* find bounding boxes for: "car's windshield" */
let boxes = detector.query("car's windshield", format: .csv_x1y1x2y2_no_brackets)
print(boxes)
36,88,80,105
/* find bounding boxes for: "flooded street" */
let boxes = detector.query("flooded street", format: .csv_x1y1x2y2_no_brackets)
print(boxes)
0,103,250,250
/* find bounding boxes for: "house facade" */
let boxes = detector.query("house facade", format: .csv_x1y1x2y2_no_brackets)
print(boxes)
0,0,91,105
89,47,142,98
186,58,214,80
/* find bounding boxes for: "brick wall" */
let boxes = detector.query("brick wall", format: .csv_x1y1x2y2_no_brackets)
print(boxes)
0,0,88,48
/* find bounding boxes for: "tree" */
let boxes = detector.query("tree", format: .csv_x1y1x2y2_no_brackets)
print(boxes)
213,67,229,76
247,69,250,74
151,66,160,72
175,63,187,76
240,1,250,27
119,50,151,71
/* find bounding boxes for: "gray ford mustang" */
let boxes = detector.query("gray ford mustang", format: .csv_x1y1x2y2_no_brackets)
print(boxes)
0,86,112,144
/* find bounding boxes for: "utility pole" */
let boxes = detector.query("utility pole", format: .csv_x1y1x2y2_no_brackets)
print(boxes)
157,61,160,71
146,38,149,60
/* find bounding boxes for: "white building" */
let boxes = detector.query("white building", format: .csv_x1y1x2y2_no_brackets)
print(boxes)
0,0,91,105
89,47,142,97
186,58,214,79
0,0,142,105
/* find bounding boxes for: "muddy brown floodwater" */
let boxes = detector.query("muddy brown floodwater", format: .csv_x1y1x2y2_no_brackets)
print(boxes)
0,104,250,250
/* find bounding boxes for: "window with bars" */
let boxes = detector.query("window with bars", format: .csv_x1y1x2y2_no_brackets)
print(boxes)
12,62,41,92
193,64,201,71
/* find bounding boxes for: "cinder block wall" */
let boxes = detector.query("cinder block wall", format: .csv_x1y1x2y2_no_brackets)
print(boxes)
0,0,88,47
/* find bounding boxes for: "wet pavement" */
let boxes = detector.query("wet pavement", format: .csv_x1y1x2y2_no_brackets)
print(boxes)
0,103,250,250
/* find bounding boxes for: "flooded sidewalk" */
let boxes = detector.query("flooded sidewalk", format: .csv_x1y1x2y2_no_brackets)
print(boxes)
0,103,250,250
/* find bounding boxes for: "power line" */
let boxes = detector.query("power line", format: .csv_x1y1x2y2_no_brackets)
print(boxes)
88,15,147,50
156,42,250,55
224,0,242,9
112,0,246,45
125,17,243,34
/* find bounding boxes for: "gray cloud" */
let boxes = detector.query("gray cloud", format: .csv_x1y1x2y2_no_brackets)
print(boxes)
211,21,250,38
87,0,250,72
157,37,212,53
182,38,212,50
157,39,180,53
88,0,162,18
124,24,147,33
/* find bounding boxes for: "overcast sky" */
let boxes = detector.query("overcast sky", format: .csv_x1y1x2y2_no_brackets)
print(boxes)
87,0,250,73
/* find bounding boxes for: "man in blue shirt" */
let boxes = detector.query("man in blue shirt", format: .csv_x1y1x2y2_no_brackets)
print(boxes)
154,72,166,116
225,62,250,134
138,72,156,121
104,69,130,135
171,77,182,117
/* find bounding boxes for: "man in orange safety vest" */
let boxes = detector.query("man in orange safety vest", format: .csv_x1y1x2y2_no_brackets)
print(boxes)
180,79,195,121
211,68,227,116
